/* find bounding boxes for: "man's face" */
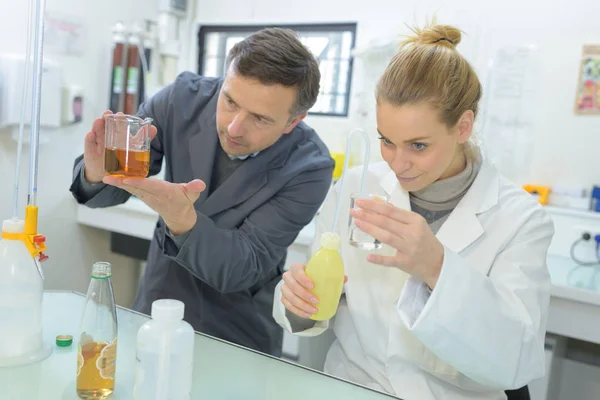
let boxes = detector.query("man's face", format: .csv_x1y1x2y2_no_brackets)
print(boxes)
216,67,306,156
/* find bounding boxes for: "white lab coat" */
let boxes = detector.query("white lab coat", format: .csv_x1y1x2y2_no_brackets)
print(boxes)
273,160,554,400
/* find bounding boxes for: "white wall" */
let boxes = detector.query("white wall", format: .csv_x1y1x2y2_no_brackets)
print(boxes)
191,0,600,187
0,0,160,306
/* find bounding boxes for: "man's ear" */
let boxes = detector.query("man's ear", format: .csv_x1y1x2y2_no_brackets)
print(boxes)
283,113,307,134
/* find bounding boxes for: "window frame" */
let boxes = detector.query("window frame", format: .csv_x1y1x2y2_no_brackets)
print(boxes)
197,22,358,117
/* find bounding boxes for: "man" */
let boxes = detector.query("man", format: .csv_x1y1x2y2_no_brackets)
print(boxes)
70,28,334,356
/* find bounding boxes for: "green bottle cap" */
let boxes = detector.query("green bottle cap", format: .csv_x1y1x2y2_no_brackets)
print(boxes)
56,334,73,347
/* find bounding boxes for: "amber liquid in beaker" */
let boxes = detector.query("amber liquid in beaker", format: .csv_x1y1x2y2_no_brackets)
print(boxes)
104,148,150,178
76,341,117,399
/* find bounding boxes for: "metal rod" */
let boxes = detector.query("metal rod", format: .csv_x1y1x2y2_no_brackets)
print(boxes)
27,0,46,207
12,0,35,217
332,128,371,234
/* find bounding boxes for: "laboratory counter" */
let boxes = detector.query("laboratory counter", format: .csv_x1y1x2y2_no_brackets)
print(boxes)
0,291,397,400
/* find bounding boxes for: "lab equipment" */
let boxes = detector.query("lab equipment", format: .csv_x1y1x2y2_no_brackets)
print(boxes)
108,21,154,114
104,113,153,178
304,232,345,321
76,262,118,400
592,186,600,212
109,0,192,113
0,0,52,368
548,185,590,210
569,231,600,266
522,184,551,205
125,25,142,115
0,220,50,367
133,299,195,400
348,193,390,250
331,128,371,235
108,22,127,112
303,129,371,321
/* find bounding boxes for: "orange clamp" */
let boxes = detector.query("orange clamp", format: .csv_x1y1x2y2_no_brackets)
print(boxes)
523,185,551,205
0,206,49,261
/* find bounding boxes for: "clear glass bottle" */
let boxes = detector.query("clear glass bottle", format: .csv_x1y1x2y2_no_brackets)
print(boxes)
76,262,118,399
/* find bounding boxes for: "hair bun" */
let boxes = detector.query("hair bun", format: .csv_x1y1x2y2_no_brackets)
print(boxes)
403,23,462,48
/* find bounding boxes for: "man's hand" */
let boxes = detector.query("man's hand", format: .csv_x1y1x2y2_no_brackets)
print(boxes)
83,111,157,183
103,177,206,236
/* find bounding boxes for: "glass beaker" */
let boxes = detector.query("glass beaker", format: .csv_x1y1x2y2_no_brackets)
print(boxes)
348,193,390,250
104,114,153,178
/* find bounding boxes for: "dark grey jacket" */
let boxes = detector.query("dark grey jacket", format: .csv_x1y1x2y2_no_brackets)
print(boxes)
70,72,334,356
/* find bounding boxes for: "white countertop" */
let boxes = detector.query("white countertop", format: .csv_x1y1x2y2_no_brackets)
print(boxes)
547,255,600,306
0,292,394,400
545,255,600,344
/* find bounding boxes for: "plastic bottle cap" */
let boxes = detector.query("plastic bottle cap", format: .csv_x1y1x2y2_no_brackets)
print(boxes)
2,218,25,234
151,299,185,321
320,232,341,250
56,335,73,347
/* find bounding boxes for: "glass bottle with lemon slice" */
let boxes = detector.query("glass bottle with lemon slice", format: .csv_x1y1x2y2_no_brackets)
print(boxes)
76,262,118,399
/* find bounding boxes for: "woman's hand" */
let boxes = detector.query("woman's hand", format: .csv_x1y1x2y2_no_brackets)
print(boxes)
350,199,444,289
281,263,348,318
281,263,319,319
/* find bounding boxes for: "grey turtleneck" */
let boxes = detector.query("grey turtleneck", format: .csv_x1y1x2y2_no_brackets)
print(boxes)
410,152,482,234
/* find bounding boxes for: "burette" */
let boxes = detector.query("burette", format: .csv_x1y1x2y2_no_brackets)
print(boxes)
3,0,49,265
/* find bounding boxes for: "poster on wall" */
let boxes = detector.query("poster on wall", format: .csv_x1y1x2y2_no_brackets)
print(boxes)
574,44,600,115
44,11,87,56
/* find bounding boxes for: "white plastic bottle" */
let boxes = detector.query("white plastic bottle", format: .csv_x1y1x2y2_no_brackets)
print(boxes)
0,218,50,367
133,299,195,400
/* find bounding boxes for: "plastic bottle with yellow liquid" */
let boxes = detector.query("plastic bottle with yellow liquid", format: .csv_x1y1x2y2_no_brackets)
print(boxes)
304,232,345,321
76,262,118,399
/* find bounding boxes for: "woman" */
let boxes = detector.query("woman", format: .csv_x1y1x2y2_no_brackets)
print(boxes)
273,22,554,400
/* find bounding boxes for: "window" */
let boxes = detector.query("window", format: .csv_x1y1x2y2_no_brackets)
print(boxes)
197,23,357,117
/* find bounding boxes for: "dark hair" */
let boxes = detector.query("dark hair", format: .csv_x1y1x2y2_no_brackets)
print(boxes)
225,28,321,117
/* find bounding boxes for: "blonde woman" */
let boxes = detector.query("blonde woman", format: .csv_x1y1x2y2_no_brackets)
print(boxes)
274,22,553,400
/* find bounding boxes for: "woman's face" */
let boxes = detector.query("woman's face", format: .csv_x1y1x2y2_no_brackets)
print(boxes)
376,101,473,192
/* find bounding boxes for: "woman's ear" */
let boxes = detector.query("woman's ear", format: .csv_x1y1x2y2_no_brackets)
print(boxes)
456,110,474,144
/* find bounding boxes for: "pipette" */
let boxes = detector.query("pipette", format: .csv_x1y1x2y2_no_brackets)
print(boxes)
331,128,371,234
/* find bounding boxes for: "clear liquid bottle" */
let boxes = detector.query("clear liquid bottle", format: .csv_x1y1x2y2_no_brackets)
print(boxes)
133,299,195,399
76,262,118,399
304,232,345,321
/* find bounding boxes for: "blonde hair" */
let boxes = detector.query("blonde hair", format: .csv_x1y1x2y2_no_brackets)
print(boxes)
376,21,482,128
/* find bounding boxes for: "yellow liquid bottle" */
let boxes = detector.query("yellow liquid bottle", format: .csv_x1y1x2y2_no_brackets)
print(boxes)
76,262,118,399
305,232,345,321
